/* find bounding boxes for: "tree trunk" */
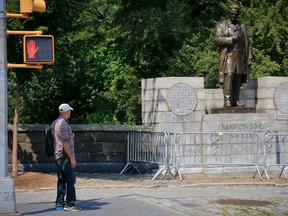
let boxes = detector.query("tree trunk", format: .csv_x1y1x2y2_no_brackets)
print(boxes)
12,83,20,177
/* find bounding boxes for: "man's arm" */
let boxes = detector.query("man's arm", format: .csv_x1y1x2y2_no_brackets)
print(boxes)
215,22,236,46
62,140,76,168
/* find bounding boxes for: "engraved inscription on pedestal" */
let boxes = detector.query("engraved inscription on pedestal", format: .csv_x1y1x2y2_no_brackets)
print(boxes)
274,82,288,119
166,83,197,117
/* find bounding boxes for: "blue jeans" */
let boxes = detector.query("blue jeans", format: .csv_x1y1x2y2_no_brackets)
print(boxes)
55,155,76,206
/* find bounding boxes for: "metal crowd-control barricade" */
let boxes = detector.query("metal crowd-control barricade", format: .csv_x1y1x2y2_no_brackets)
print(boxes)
152,132,179,180
262,133,288,180
120,131,169,175
121,131,263,181
174,132,263,181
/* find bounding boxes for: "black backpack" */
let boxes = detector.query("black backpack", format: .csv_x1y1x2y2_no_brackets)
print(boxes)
44,125,54,157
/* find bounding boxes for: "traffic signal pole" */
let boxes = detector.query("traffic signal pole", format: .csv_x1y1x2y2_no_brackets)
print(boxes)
0,0,48,213
0,0,17,214
0,0,8,178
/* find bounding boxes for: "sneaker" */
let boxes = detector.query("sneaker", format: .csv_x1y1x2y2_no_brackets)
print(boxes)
55,204,64,210
64,204,82,212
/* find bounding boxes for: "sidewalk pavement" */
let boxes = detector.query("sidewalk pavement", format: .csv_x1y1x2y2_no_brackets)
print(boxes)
2,172,288,216
13,181,288,215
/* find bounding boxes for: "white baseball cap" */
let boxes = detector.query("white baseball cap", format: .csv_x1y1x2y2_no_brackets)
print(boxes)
59,103,73,112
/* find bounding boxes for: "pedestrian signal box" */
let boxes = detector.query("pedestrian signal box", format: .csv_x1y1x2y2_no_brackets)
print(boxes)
20,0,46,14
23,35,54,64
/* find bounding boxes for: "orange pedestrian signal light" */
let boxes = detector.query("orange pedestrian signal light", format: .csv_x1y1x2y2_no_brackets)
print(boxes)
23,35,54,64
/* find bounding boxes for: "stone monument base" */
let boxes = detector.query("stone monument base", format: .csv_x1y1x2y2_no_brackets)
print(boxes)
142,76,288,133
202,112,283,132
0,177,17,214
211,107,257,114
140,76,288,177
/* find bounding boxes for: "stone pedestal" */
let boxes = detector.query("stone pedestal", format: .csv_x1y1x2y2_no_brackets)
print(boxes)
141,76,288,133
141,76,288,175
0,177,16,214
202,113,281,132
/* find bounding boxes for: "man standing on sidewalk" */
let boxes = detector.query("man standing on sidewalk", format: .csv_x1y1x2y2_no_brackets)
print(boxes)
52,103,81,211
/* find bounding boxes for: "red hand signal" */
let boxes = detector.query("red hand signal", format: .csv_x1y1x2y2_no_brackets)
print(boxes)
27,40,39,58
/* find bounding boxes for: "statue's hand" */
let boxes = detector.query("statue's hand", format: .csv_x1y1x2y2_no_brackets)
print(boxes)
248,58,253,66
232,36,239,43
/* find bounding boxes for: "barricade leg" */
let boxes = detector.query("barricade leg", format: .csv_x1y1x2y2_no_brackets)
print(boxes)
176,169,183,181
261,167,270,181
120,162,142,174
252,166,263,181
279,165,287,179
120,163,132,174
152,165,176,180
152,166,165,180
121,161,153,175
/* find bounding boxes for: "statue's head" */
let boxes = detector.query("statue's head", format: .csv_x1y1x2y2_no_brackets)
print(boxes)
228,4,241,21
229,4,241,14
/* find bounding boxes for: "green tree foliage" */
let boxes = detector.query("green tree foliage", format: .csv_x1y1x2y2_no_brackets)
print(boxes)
111,0,192,78
244,0,287,76
6,0,288,125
